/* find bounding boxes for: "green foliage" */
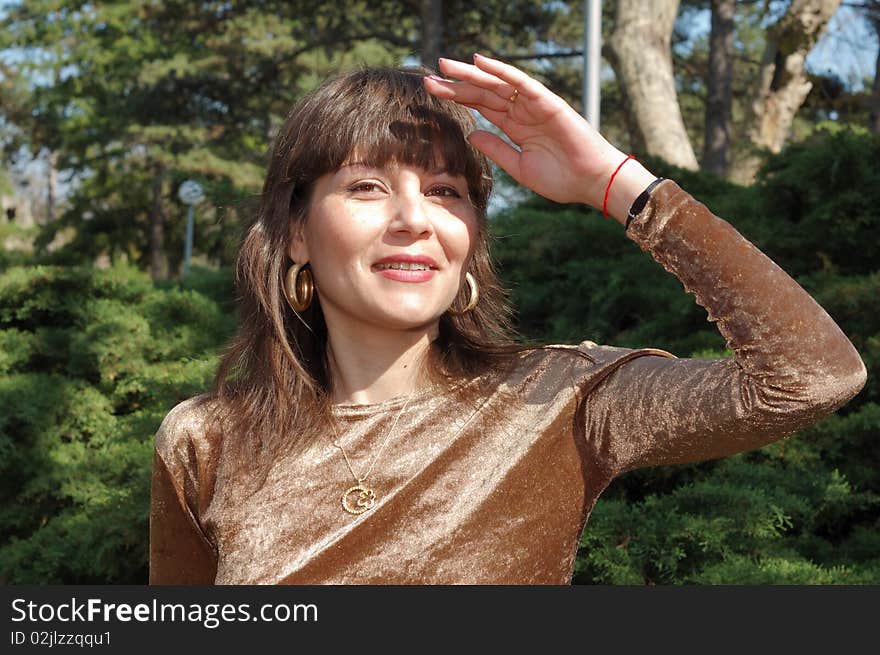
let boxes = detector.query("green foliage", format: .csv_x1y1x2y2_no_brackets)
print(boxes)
756,128,880,277
573,457,880,585
0,328,33,374
0,263,234,583
67,300,153,386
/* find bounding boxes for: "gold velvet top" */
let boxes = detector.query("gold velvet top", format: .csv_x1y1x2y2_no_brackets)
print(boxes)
149,181,867,585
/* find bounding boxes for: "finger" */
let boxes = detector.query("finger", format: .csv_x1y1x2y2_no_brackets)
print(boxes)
472,53,546,101
466,131,523,183
437,57,516,102
470,105,514,133
424,75,511,113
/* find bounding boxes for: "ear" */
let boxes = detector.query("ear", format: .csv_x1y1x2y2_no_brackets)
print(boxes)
287,221,309,263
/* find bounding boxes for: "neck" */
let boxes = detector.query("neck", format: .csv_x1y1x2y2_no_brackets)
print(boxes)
324,319,439,405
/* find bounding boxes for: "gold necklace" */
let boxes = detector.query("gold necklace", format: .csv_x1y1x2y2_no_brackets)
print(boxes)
329,393,414,515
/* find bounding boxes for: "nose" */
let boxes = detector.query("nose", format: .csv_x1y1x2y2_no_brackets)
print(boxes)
390,189,433,238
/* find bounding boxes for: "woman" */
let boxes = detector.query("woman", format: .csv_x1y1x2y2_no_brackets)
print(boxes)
149,55,867,585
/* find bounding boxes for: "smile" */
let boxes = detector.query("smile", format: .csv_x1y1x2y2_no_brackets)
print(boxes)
373,267,436,283
374,262,432,271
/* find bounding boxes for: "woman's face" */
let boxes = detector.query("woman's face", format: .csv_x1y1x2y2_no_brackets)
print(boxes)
288,160,479,333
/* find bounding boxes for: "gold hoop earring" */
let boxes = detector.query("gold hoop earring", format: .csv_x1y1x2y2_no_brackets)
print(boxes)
284,262,314,312
447,272,479,315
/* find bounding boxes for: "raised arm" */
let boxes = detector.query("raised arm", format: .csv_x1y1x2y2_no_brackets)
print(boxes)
581,180,866,475
425,54,867,477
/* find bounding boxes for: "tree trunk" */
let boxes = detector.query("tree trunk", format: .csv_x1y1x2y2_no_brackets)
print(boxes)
730,0,842,184
420,0,444,69
702,0,736,176
150,163,168,282
607,0,698,170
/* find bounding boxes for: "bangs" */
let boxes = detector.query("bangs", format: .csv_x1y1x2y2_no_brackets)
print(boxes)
285,67,492,213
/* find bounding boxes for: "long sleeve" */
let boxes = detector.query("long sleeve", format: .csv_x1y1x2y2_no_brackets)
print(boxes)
583,180,867,478
149,399,218,585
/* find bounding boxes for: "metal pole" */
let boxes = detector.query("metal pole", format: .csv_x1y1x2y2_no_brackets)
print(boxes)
183,204,194,279
583,0,602,129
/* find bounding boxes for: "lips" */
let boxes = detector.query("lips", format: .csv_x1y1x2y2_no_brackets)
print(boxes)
371,254,439,283
371,254,439,270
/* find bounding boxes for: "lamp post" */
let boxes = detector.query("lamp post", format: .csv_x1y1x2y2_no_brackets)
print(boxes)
583,0,602,129
177,180,204,280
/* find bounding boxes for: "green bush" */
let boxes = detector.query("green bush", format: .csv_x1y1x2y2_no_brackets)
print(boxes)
573,456,879,585
68,300,153,386
0,263,233,583
757,127,880,277
0,328,33,374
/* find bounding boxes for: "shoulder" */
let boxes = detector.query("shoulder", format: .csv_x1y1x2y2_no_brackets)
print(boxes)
507,339,678,392
517,339,671,368
153,393,220,466
499,339,606,389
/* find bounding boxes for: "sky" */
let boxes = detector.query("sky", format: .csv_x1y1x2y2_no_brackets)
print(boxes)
674,3,878,91
807,4,878,91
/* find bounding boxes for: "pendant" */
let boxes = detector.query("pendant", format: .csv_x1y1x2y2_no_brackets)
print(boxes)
342,484,376,514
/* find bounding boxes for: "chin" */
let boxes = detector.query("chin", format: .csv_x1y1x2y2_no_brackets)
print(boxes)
385,313,443,331
371,306,445,332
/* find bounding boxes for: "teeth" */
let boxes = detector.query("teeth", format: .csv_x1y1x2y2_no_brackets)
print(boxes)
375,262,431,271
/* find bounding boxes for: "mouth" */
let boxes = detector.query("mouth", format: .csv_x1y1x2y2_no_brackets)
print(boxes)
371,256,439,283
371,254,440,273
372,262,435,272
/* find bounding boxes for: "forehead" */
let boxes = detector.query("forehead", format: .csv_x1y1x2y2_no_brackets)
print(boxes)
338,157,461,177
335,125,468,178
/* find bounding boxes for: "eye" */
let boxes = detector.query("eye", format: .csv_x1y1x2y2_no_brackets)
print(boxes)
426,185,461,198
348,181,384,194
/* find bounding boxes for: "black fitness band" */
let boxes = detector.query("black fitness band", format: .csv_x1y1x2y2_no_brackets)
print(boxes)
625,177,666,231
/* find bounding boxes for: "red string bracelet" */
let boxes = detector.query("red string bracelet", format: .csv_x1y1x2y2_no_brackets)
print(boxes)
602,154,635,218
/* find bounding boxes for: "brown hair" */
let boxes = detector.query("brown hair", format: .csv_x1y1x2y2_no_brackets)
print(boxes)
201,66,531,476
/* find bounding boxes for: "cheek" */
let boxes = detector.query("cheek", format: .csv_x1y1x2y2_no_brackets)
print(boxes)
305,206,375,272
466,219,480,258
445,213,479,264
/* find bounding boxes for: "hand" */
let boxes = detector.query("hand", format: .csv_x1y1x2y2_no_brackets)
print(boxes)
423,54,656,221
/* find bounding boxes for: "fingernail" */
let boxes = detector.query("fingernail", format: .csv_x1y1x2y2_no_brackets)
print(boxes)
426,74,445,81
